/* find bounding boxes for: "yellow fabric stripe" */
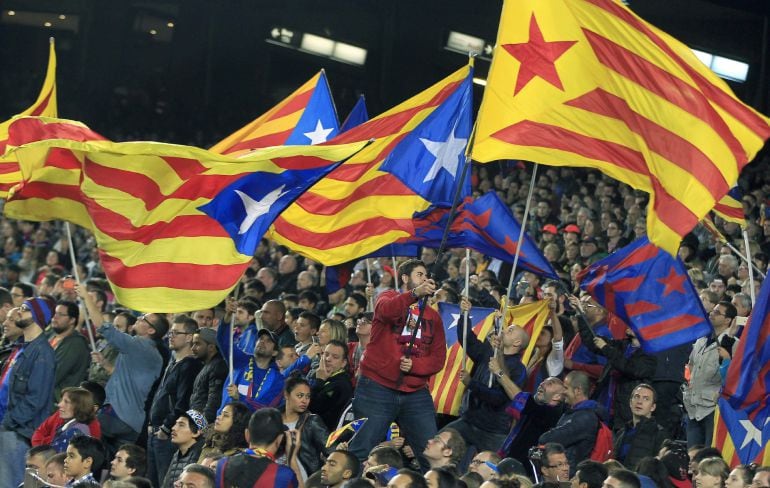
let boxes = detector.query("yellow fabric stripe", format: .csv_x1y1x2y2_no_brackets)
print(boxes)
110,283,241,313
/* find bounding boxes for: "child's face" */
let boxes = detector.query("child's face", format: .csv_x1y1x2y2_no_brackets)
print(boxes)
64,445,91,479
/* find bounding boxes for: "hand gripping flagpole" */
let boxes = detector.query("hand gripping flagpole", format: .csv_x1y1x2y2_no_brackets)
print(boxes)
489,295,506,388
397,128,475,388
65,222,97,353
461,248,470,370
506,164,539,297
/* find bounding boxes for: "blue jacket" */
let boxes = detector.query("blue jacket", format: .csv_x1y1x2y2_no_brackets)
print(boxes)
1,332,56,439
539,399,602,476
100,324,163,433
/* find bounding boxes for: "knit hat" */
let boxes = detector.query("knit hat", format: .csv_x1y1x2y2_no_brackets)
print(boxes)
196,327,217,346
181,409,207,433
22,297,55,328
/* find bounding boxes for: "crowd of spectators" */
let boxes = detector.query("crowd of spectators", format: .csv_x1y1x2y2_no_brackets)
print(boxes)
0,157,769,488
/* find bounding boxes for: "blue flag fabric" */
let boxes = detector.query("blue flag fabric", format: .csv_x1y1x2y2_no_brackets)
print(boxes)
380,70,473,207
285,70,340,145
400,192,560,279
437,302,497,348
578,236,711,353
340,95,369,133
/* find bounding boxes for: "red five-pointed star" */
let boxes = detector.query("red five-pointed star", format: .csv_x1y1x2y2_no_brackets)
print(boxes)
657,268,687,297
501,14,577,95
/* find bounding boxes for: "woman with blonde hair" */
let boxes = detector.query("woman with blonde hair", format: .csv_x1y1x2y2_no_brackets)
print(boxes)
694,457,730,488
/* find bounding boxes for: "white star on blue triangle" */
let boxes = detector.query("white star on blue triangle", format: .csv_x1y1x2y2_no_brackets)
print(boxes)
285,71,340,145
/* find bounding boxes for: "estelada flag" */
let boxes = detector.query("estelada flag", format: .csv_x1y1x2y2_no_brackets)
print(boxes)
473,0,770,255
5,116,366,312
0,39,57,198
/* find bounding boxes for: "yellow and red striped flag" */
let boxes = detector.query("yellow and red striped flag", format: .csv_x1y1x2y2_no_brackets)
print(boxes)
5,116,366,312
430,300,550,415
0,39,58,198
473,0,770,255
712,187,745,226
268,65,473,265
211,70,339,156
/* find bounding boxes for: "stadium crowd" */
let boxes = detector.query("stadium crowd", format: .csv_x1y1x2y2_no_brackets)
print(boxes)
0,160,769,488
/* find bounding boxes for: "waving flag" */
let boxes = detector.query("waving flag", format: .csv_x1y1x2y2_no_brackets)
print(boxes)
403,192,559,279
326,418,367,448
340,95,369,133
0,39,58,198
269,64,473,265
713,186,745,226
578,236,711,352
431,303,497,415
211,70,339,156
503,299,552,367
713,276,770,465
473,0,770,255
5,116,366,312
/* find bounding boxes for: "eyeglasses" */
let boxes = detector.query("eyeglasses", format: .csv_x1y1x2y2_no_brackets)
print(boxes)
138,314,158,328
169,330,192,337
430,435,449,449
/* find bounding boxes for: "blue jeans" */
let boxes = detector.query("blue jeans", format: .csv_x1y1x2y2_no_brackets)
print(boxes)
147,432,176,488
0,428,31,487
349,376,438,472
443,416,509,471
686,412,714,448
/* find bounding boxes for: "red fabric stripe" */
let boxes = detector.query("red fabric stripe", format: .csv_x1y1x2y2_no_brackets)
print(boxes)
492,120,649,175
220,129,294,155
8,118,107,146
319,133,409,183
269,86,314,120
46,148,82,170
82,156,243,211
585,0,770,139
625,301,660,317
99,251,247,290
0,140,7,154
648,177,700,236
296,176,416,216
565,88,729,197
28,91,53,117
713,204,743,219
608,276,645,293
10,181,82,201
271,215,414,250
271,154,341,171
161,156,209,180
583,29,747,163
0,162,19,175
435,346,462,414
639,314,703,340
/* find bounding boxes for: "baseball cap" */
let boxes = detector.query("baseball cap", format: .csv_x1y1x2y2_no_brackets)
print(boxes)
542,224,558,235
195,327,217,346
257,328,278,344
564,224,581,234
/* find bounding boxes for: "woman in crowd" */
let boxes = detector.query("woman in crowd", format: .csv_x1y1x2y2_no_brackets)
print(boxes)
31,387,99,452
725,464,757,488
281,375,330,481
198,401,249,462
694,457,730,488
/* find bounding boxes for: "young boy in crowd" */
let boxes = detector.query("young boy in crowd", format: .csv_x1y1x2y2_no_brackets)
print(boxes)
63,435,105,487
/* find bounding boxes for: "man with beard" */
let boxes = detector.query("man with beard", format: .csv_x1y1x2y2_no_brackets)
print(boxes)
189,328,227,424
0,297,57,487
493,374,567,476
49,300,90,403
349,259,446,471
217,326,284,413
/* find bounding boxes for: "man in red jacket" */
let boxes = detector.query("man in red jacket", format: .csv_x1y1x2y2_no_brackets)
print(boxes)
349,259,446,471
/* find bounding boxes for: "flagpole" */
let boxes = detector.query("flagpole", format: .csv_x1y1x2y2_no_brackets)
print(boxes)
699,222,766,278
365,258,374,311
489,296,506,388
228,281,241,385
392,250,399,290
65,222,97,353
461,248,470,370
742,228,756,304
506,163,539,297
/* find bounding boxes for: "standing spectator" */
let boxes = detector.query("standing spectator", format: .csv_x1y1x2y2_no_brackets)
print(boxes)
0,296,56,487
349,259,446,471
612,384,667,470
146,315,203,488
78,286,165,457
539,371,601,477
309,339,354,430
348,311,373,383
189,327,228,424
87,311,136,387
193,308,216,330
49,300,91,403
280,376,330,480
260,299,296,347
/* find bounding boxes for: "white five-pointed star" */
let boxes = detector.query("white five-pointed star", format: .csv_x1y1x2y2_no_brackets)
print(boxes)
738,419,764,449
303,120,334,145
420,129,468,183
448,312,461,329
235,185,289,234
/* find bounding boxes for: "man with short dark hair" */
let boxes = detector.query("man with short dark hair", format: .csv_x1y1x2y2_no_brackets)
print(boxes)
49,300,90,403
387,469,429,488
261,299,296,347
162,410,206,488
539,371,601,476
215,407,300,486
293,311,320,356
189,328,227,424
0,297,57,487
9,282,33,307
350,259,446,470
63,435,106,487
540,442,570,483
321,450,360,487
572,460,609,488
177,463,214,488
193,309,216,329
344,293,367,318
613,383,667,470
110,444,147,481
603,469,641,488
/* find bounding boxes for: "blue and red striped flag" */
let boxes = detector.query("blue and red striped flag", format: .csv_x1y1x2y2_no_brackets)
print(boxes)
713,275,770,465
578,236,711,353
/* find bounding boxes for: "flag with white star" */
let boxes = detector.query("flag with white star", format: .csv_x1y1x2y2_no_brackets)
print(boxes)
579,236,711,353
379,69,472,207
714,275,770,465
